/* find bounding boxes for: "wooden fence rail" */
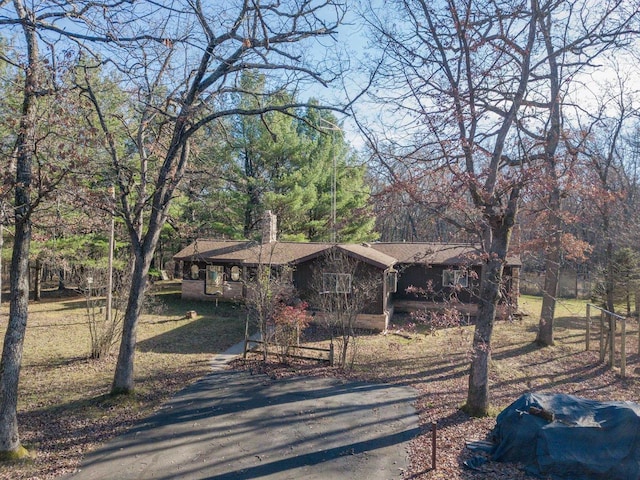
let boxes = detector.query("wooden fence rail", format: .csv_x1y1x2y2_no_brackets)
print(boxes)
586,304,634,378
243,338,334,365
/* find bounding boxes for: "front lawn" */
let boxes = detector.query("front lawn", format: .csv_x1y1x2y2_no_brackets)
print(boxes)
0,282,246,480
2,290,638,480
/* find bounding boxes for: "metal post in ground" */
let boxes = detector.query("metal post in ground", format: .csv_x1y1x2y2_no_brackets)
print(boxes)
586,304,591,351
243,314,249,359
621,318,626,378
431,421,437,470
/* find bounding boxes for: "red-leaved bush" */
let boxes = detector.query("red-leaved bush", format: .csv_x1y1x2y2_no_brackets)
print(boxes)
271,302,312,362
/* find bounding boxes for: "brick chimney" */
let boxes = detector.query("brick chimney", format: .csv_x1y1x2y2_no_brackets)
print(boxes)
261,210,277,244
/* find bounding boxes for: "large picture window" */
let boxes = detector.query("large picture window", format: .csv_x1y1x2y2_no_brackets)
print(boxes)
443,269,468,288
205,265,224,294
322,273,352,293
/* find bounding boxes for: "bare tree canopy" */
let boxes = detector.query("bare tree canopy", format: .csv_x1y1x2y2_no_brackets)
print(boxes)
80,0,348,398
358,0,639,415
0,0,348,458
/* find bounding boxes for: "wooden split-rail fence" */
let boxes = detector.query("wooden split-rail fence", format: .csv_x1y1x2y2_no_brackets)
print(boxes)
586,303,638,378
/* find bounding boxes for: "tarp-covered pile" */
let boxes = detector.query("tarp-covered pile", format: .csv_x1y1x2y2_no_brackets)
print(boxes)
490,393,640,479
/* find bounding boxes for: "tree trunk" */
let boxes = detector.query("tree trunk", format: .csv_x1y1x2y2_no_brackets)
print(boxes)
111,140,189,394
33,259,41,302
244,183,260,238
111,250,153,394
535,9,563,347
605,239,616,313
0,225,3,307
466,256,502,416
243,148,261,238
0,0,37,456
466,205,516,416
58,267,66,290
538,253,560,346
0,221,31,456
537,218,561,346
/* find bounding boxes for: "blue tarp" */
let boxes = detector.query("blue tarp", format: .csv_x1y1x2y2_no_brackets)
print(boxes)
490,393,640,480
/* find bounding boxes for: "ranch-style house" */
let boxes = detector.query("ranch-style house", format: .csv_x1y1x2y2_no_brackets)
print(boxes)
173,212,521,331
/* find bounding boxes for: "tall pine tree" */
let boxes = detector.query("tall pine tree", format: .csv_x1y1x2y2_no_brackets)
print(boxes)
178,72,376,243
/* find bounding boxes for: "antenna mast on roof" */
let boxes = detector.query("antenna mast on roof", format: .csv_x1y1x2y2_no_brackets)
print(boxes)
332,154,336,243
319,118,342,244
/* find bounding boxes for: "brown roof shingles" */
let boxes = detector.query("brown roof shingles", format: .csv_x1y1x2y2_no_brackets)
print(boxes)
240,243,331,266
173,240,251,261
336,244,396,269
174,241,332,266
174,240,521,268
369,243,521,266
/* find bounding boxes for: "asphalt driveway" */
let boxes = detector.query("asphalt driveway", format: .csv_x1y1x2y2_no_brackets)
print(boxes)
64,370,420,480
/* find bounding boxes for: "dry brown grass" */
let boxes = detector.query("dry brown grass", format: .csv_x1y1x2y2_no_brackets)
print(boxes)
0,282,246,480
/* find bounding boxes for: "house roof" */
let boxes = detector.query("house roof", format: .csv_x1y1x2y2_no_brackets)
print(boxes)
335,244,397,269
239,242,332,266
368,242,522,267
173,240,251,262
174,240,521,268
173,240,394,268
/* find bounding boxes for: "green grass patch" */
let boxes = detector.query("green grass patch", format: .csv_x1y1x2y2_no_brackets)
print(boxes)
0,445,31,462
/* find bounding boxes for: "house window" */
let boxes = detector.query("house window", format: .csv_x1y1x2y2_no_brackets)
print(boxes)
190,264,200,280
387,270,398,293
322,273,352,293
230,265,241,281
443,269,468,288
205,265,224,294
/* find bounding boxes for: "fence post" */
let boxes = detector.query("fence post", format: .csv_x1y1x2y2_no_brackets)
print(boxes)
599,311,605,362
243,314,249,359
431,421,437,470
609,313,615,369
329,342,334,366
621,318,626,378
586,304,591,351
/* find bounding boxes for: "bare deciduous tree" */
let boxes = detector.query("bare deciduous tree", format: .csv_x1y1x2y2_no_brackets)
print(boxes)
245,258,297,362
528,2,639,346
359,0,637,414
0,0,120,458
360,0,538,416
78,0,347,395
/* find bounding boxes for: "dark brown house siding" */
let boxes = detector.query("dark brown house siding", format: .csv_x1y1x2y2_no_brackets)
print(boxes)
394,264,480,303
356,262,385,315
292,261,314,297
292,258,386,315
